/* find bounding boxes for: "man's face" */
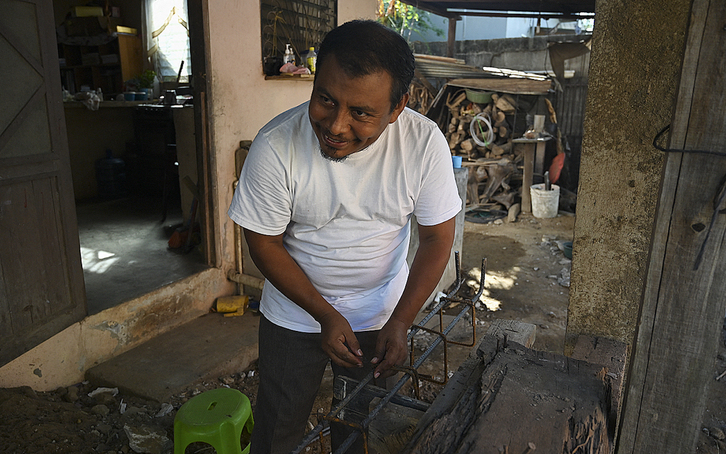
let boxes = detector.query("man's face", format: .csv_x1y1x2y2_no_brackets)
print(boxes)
308,56,408,161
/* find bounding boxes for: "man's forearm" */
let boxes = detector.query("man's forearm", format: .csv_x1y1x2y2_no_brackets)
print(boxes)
243,229,336,322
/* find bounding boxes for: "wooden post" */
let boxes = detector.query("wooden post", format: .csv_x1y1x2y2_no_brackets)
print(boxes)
534,141,546,177
534,115,546,176
447,18,457,58
514,137,551,213
618,0,726,452
522,143,534,212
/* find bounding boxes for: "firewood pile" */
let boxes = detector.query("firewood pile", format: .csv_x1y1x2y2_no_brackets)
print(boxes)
445,89,525,213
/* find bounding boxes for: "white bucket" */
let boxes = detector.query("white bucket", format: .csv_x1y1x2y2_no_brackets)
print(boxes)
530,183,560,218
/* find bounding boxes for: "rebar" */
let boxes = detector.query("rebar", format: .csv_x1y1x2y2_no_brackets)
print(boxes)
292,254,487,454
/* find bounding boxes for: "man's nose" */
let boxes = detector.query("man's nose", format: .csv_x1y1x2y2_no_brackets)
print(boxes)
327,108,350,135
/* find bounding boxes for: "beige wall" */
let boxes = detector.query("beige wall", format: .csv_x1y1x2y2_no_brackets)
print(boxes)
565,0,691,354
204,0,378,275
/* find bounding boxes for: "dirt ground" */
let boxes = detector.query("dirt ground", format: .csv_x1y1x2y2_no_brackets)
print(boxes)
2,212,578,454
0,215,574,454
4,211,724,453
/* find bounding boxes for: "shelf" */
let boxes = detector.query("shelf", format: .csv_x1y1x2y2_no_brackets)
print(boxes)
264,74,314,81
58,33,141,96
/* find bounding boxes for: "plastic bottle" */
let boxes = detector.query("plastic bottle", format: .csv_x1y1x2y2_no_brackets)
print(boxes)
306,47,317,74
283,43,295,66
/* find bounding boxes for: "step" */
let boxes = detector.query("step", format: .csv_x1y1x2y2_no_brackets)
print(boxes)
85,312,259,402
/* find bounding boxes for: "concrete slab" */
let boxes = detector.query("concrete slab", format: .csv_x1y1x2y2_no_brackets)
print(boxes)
85,312,259,402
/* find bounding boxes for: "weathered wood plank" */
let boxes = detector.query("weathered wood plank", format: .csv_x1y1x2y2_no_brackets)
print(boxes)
449,78,553,95
404,335,611,454
618,0,726,452
486,318,537,348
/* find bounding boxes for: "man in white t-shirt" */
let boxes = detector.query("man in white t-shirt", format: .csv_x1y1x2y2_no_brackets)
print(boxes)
228,20,462,454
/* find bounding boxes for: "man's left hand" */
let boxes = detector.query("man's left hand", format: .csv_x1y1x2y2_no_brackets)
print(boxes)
370,317,409,379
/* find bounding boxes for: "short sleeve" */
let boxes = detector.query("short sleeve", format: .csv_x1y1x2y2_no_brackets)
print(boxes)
228,133,292,235
413,127,462,226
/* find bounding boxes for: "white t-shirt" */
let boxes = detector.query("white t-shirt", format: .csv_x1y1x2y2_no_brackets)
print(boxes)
228,102,461,333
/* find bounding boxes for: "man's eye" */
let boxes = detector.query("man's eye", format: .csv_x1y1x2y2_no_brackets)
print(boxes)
353,110,368,118
320,95,333,105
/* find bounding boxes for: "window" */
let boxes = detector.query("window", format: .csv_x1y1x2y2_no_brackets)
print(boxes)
143,0,192,82
260,0,336,74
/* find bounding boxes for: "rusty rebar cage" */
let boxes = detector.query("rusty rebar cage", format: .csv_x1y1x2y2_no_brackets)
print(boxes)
292,253,488,454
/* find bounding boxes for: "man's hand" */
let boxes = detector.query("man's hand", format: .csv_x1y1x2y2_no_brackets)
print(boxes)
369,218,456,379
318,310,363,368
370,317,409,378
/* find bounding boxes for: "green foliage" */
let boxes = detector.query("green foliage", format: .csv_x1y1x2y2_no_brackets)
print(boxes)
137,70,157,89
377,0,444,43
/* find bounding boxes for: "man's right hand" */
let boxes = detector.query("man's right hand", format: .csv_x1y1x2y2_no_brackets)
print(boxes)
318,310,363,368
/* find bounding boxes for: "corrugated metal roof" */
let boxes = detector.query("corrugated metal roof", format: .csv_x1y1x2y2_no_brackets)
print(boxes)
414,54,551,86
399,0,595,19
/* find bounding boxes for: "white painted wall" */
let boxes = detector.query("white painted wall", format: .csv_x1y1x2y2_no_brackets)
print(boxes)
206,0,378,273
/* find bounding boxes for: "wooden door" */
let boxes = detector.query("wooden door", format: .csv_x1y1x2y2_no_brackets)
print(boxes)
0,0,86,367
617,0,726,451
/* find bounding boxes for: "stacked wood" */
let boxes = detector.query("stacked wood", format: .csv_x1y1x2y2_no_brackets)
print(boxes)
446,90,522,209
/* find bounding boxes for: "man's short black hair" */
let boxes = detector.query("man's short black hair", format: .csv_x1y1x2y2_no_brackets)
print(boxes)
316,20,415,111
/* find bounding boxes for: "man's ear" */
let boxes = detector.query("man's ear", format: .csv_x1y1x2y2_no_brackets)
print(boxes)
388,93,409,124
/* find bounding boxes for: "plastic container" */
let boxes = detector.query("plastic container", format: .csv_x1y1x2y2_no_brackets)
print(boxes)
95,149,126,199
306,47,317,73
452,155,462,168
465,89,493,104
530,183,560,218
283,43,295,66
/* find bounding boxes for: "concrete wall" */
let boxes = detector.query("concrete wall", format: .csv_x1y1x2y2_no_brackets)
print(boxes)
0,268,233,391
204,0,378,276
564,0,692,354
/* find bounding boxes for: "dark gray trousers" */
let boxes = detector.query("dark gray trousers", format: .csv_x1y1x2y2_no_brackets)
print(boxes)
250,315,387,454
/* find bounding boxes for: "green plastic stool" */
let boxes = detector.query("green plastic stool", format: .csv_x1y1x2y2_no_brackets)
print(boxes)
174,388,254,454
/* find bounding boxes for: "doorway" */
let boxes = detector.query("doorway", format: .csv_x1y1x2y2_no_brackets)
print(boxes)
53,2,211,315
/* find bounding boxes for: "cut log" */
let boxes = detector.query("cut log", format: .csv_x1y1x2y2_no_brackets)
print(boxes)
480,160,515,203
493,110,507,127
492,191,515,209
494,94,517,113
500,126,510,138
460,139,475,153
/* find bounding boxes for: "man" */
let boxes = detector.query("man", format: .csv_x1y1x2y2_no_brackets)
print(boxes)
228,20,461,453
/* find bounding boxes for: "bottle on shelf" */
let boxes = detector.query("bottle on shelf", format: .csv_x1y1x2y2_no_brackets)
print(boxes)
306,47,317,74
283,43,295,66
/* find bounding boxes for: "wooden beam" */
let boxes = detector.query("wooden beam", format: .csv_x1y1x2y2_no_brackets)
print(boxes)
448,78,553,95
447,17,457,58
617,0,726,452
